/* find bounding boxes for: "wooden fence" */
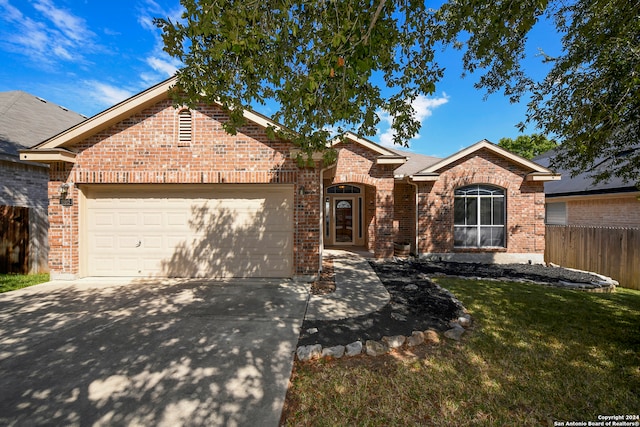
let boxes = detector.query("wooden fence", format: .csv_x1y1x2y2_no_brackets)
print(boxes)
545,225,640,290
0,206,30,274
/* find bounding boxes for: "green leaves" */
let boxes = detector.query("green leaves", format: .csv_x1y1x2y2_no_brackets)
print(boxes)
156,0,640,185
498,134,558,159
155,0,441,159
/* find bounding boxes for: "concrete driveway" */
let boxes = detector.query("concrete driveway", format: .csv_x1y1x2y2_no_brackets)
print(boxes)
0,277,309,426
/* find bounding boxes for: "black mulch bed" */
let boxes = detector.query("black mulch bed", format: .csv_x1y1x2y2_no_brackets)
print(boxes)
297,258,604,348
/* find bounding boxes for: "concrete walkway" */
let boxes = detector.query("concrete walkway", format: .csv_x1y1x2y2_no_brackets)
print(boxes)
305,249,390,321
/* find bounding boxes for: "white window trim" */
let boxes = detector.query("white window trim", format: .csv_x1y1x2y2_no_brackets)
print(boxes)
454,185,506,248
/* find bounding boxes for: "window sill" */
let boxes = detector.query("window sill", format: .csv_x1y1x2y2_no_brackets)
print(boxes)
453,247,507,253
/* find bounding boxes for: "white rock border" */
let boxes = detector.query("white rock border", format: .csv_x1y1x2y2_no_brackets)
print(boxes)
295,313,472,361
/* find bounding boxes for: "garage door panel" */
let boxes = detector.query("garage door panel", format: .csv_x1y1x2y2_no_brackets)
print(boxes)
118,213,138,227
93,213,115,227
142,236,163,249
93,236,114,249
86,185,294,278
166,213,187,226
117,235,140,250
91,257,139,275
142,213,162,226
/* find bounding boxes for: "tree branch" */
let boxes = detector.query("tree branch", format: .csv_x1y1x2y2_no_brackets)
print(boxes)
363,0,386,45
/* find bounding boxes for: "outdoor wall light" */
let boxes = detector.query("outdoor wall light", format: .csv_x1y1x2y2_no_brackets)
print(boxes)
58,183,74,206
59,183,69,197
299,185,306,196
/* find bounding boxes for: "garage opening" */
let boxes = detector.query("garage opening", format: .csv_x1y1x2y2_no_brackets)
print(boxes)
82,184,293,278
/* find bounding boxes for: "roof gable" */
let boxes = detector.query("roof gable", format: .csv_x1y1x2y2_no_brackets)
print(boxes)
21,77,291,163
411,139,560,182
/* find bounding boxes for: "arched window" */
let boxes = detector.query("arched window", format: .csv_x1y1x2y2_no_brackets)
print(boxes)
454,185,505,247
178,109,192,144
327,184,361,194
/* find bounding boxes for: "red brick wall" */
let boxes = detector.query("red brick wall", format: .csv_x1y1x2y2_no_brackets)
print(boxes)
417,149,546,255
47,101,321,277
48,162,77,276
329,141,396,257
394,182,416,251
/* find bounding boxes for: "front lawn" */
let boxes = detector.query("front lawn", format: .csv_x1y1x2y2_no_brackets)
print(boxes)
282,278,640,426
0,273,49,293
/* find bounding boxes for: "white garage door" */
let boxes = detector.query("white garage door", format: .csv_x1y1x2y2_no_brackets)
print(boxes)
84,184,293,278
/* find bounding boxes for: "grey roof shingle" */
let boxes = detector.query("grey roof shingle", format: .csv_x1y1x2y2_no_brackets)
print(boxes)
0,91,86,158
386,147,441,177
533,149,638,196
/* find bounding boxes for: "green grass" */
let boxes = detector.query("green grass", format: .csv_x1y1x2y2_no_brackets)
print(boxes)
282,279,640,426
0,273,50,293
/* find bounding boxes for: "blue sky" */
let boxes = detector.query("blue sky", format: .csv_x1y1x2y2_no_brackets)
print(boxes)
0,0,561,158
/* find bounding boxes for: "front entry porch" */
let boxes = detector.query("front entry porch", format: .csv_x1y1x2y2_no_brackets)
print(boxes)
323,184,367,248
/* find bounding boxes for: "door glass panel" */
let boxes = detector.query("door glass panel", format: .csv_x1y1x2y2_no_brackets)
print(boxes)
325,197,330,237
358,197,363,239
335,199,353,243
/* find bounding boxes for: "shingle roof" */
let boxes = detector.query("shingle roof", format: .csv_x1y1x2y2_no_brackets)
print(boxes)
533,149,638,196
386,147,441,177
0,91,86,158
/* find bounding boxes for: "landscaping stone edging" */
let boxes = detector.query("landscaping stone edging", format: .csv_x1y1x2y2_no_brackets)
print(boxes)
296,266,619,362
296,308,472,361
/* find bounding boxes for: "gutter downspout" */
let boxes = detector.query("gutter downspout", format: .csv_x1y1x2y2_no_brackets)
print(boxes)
406,177,420,257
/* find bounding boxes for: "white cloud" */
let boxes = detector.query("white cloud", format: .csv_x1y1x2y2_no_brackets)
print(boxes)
0,0,97,64
377,93,450,148
86,81,134,106
146,55,181,77
12,19,49,52
137,0,185,84
33,0,94,43
0,0,22,21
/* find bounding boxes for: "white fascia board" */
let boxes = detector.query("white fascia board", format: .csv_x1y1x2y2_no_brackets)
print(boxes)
377,156,407,165
20,149,77,164
526,173,562,181
408,174,439,182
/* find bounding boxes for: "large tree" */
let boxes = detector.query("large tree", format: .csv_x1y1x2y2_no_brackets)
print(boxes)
155,0,640,183
498,134,557,159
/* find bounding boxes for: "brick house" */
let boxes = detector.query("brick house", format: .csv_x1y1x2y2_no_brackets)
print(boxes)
1,91,85,273
534,150,640,227
22,78,559,280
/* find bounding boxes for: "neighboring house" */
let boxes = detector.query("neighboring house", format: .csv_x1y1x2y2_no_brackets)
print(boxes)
0,91,85,273
21,78,559,280
534,150,640,227
534,150,639,289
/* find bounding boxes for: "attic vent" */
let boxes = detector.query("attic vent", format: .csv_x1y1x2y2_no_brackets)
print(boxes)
59,105,68,111
36,96,47,103
178,109,192,145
